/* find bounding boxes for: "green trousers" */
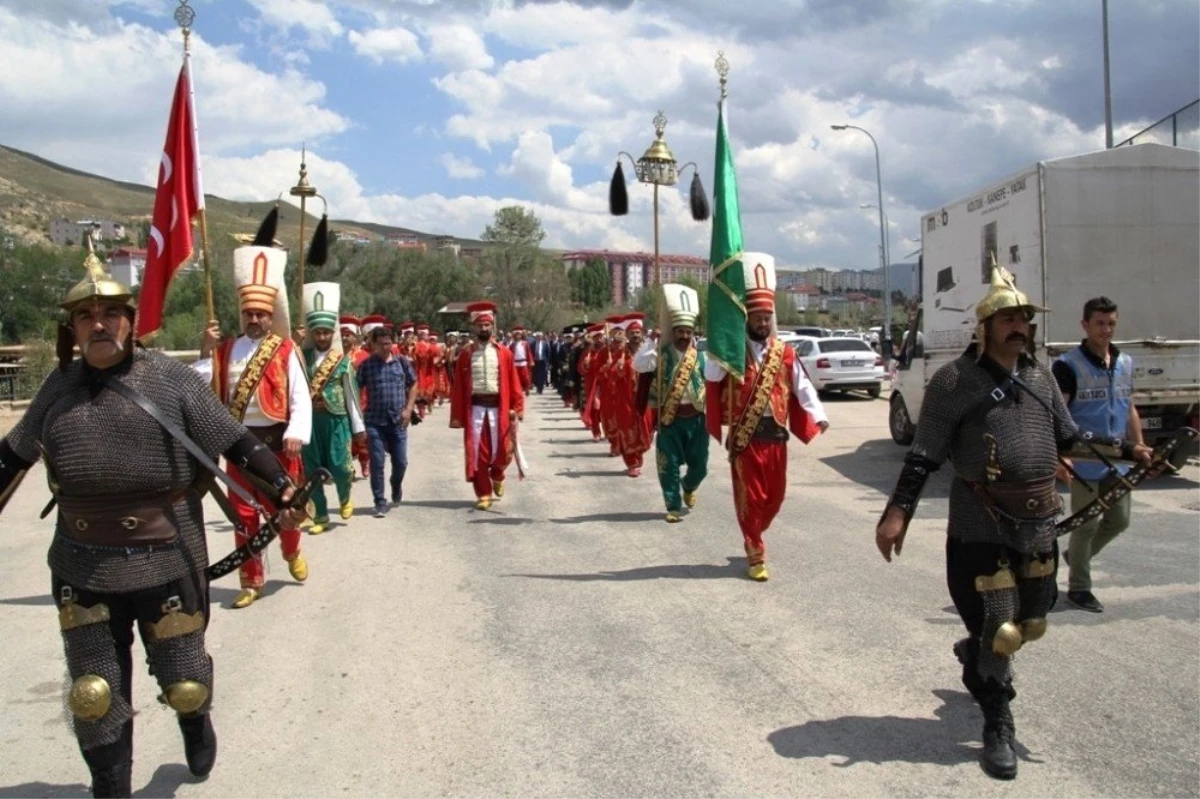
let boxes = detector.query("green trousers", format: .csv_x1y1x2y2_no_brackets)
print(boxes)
1067,475,1132,592
655,414,709,512
302,411,354,521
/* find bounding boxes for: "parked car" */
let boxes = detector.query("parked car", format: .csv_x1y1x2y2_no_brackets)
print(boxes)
791,337,885,398
793,326,831,339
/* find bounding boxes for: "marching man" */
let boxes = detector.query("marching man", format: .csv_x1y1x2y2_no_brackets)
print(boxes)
601,314,651,476
342,314,372,480
509,325,533,395
635,285,710,522
197,212,313,608
450,302,525,510
301,283,366,534
705,253,829,581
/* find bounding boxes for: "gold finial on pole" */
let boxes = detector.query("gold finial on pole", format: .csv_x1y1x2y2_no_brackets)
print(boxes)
290,144,318,326
715,50,730,100
175,0,195,54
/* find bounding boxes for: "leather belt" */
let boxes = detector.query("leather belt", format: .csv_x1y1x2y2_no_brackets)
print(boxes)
59,487,192,547
472,394,501,408
673,404,700,419
248,422,288,453
967,476,1062,520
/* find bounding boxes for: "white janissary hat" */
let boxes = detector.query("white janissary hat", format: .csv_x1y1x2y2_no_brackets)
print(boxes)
303,282,340,331
233,247,290,338
662,283,699,329
741,251,776,314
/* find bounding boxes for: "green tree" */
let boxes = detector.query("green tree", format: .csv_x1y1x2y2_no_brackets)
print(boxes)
481,206,546,248
568,256,612,310
0,243,80,343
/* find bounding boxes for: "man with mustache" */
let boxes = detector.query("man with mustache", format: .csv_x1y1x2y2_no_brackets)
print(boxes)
449,301,525,510
874,265,1151,780
341,315,373,481
300,284,366,534
579,323,609,440
635,286,710,522
196,213,313,610
600,314,652,476
0,245,305,795
704,253,829,582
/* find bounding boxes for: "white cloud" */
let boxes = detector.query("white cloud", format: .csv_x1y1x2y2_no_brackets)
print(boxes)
427,24,494,71
245,0,345,47
0,7,349,186
440,152,484,180
348,26,423,64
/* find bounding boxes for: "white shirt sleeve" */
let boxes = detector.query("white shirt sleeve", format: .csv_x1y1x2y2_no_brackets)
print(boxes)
792,360,828,425
192,357,213,382
704,358,728,382
633,341,657,374
343,371,365,435
284,349,313,444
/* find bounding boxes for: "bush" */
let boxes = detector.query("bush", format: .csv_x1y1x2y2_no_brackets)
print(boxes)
16,339,57,401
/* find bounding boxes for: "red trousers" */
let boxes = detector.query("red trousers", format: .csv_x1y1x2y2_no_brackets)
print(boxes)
623,451,643,469
228,452,304,590
730,439,788,565
516,365,532,393
472,410,507,499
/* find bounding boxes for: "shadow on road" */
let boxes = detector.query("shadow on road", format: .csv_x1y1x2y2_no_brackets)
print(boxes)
0,782,89,798
509,557,747,582
819,438,952,498
554,470,628,479
210,580,298,609
549,511,665,524
544,438,598,446
468,516,535,526
0,593,55,606
381,499,477,511
547,452,611,459
134,763,194,798
767,688,1040,769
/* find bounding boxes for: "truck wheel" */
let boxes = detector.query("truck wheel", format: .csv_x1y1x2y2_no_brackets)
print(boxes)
890,393,915,445
867,384,882,399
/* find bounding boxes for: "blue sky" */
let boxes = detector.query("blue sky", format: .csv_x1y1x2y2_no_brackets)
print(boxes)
0,0,1196,268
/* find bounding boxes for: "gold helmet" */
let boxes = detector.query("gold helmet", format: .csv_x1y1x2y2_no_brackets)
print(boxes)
60,235,135,314
974,255,1046,357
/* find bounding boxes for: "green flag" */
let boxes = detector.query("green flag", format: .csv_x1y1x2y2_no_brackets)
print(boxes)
706,99,746,379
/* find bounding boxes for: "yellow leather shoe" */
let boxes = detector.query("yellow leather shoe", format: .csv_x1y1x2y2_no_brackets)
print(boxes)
747,564,769,582
288,554,309,582
475,496,492,511
683,491,698,509
665,512,682,523
308,517,330,536
339,500,354,520
493,481,505,498
232,588,260,609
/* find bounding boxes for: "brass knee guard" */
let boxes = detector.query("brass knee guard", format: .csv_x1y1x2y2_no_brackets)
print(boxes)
975,562,1022,662
164,681,210,714
68,675,112,721
1016,553,1055,644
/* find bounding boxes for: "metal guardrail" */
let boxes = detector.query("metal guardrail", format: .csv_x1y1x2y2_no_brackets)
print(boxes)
0,347,202,403
1115,99,1199,149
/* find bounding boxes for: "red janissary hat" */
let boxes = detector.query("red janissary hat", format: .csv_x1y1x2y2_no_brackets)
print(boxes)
361,314,388,334
467,301,496,324
623,312,645,331
587,323,606,337
399,321,415,334
339,314,361,333
415,323,430,332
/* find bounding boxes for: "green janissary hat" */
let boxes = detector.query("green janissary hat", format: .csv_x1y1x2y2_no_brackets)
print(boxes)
302,282,340,331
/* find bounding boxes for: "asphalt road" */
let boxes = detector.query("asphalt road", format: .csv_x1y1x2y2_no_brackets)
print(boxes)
1,389,1197,798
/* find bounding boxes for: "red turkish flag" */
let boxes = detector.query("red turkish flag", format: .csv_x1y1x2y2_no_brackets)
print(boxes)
137,59,205,339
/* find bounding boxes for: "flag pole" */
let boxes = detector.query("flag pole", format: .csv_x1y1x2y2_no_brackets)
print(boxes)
177,1,215,323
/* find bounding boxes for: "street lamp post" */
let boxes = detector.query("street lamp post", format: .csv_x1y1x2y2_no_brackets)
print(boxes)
859,203,891,288
832,123,892,360
609,112,709,289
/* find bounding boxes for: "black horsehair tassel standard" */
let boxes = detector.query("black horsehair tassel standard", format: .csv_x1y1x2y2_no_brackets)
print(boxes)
308,215,329,266
609,161,628,216
690,172,710,221
252,205,279,246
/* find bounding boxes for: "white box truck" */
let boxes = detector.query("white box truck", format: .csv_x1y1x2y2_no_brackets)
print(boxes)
889,143,1199,461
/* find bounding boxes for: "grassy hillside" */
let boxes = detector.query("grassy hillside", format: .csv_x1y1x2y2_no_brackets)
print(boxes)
0,144,486,251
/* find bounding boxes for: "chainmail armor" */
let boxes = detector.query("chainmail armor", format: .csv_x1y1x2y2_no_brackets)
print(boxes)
977,584,1017,684
7,350,245,593
909,354,1077,548
61,621,134,750
1017,552,1057,621
147,630,213,714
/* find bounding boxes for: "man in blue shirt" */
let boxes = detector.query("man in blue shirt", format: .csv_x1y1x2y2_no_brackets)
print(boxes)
1052,296,1152,613
357,326,417,517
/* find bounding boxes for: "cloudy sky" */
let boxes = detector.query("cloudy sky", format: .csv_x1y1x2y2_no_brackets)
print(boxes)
0,0,1196,270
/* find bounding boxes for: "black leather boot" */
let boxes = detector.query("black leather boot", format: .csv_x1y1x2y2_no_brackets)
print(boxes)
978,689,1018,780
90,762,132,798
179,714,218,778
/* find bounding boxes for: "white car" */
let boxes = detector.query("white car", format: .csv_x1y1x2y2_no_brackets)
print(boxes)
791,337,885,398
